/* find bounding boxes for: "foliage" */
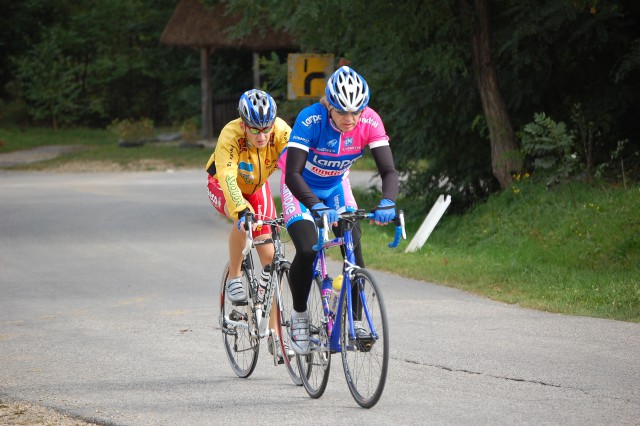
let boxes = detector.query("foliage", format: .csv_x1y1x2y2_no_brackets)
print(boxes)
1,0,639,210
179,117,200,144
520,106,640,188
520,112,579,184
12,33,83,129
2,0,203,127
107,118,154,142
226,0,640,211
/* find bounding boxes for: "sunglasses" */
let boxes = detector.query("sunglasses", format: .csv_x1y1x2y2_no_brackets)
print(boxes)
246,125,273,135
333,109,362,117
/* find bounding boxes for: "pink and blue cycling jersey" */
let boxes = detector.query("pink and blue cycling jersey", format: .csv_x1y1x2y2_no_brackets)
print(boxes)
283,103,390,189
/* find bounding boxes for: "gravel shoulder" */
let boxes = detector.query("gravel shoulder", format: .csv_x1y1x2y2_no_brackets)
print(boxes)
0,145,84,169
0,400,99,426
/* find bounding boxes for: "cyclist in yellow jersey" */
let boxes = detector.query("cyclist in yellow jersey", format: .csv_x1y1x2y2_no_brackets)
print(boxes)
206,90,291,359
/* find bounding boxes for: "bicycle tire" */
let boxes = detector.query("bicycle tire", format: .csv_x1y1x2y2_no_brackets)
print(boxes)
340,268,388,408
299,275,331,398
275,262,303,386
219,262,259,378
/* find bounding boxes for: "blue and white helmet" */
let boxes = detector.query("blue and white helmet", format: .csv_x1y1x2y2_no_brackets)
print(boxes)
238,89,277,128
325,66,370,112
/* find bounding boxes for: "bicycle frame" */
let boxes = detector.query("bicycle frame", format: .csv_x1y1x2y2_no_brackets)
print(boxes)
311,210,405,353
222,218,284,347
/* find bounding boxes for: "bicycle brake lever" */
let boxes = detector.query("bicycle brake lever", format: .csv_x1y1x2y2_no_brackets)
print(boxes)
322,213,329,242
388,210,406,248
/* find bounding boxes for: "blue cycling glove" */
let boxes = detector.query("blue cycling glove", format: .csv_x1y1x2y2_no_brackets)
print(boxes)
311,202,339,226
373,199,396,224
236,208,252,231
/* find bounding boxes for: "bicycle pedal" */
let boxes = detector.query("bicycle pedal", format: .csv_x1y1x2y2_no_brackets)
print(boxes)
229,310,248,321
221,326,237,336
356,336,376,352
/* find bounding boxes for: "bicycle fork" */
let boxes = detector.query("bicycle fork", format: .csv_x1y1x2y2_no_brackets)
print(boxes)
329,268,379,352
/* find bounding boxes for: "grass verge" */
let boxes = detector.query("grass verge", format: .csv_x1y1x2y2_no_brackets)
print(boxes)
0,127,206,171
352,180,640,323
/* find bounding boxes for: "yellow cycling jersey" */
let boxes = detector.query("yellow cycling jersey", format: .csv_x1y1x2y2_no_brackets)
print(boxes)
206,117,290,219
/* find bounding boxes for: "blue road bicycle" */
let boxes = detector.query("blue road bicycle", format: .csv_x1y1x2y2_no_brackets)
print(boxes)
298,209,405,408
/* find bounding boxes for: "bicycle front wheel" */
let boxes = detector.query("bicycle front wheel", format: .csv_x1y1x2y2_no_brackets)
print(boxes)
219,262,259,378
299,275,331,398
340,269,388,408
275,262,303,386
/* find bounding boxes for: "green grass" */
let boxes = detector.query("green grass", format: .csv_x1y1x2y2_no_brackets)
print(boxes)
0,126,206,170
0,127,110,151
3,127,638,322
353,180,640,323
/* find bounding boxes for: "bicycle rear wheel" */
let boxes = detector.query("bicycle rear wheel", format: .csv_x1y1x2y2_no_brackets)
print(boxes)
275,262,303,386
340,269,388,408
219,262,259,378
299,275,331,398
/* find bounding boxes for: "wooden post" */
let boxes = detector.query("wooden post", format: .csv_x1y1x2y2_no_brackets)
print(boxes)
200,46,213,140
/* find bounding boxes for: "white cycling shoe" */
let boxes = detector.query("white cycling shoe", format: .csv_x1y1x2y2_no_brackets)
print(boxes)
226,276,247,304
290,310,310,355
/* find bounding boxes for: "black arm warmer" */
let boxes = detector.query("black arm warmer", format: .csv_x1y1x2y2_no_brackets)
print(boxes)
371,145,399,201
285,144,399,206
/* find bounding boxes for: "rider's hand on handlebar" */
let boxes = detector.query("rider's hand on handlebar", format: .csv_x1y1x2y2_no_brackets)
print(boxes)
236,208,253,232
311,202,338,227
371,199,395,226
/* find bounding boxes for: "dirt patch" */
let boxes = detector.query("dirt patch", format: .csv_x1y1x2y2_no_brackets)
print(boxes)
0,145,84,169
0,145,185,172
44,159,177,173
0,401,98,426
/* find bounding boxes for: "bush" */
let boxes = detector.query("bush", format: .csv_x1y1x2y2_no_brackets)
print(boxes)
179,117,200,144
519,112,580,185
107,118,154,145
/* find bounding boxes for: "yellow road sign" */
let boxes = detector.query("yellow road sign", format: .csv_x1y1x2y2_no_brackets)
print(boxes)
287,54,335,100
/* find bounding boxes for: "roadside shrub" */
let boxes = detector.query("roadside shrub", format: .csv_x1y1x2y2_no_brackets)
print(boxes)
519,112,579,185
179,117,200,144
107,118,154,145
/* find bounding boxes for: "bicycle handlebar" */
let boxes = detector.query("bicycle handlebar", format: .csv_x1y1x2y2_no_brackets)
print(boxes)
240,214,286,256
312,209,406,251
241,214,256,256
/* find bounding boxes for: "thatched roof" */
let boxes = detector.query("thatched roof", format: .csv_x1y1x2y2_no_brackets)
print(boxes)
161,0,297,51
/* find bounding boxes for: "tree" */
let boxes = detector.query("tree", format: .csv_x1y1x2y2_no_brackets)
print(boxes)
227,0,639,210
460,0,522,188
13,34,82,129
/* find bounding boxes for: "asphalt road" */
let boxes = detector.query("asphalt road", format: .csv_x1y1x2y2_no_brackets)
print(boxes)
1,170,638,425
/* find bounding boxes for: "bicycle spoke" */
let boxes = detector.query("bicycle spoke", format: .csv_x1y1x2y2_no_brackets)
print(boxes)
299,276,331,398
220,263,259,378
341,269,388,408
277,263,303,386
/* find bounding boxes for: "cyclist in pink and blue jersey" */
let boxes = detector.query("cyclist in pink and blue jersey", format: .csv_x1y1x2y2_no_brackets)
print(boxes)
278,66,399,355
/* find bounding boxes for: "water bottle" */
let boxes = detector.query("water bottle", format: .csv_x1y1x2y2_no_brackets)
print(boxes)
321,276,332,312
330,274,343,315
256,264,271,304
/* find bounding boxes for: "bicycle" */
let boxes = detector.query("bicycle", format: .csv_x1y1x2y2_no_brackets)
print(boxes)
298,209,406,408
218,214,302,385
